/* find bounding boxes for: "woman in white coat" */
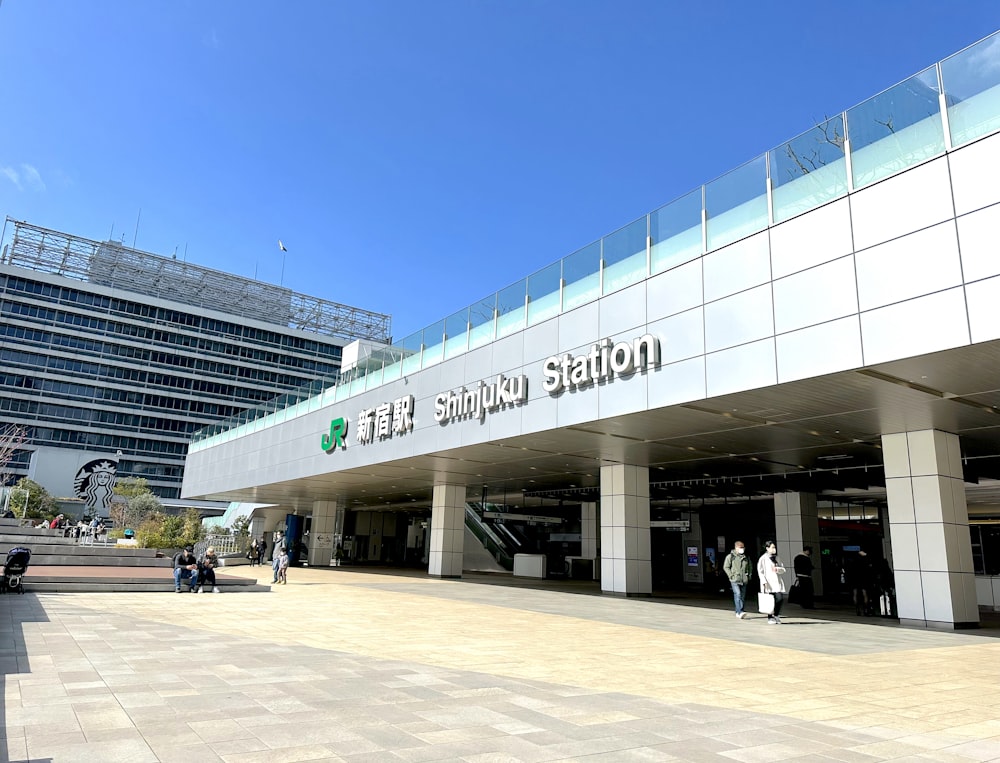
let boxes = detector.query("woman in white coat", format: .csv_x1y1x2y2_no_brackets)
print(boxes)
757,540,787,624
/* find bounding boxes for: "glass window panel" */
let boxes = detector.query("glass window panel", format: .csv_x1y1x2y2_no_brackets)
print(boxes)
706,156,768,251
469,294,496,348
399,331,423,376
364,362,384,390
496,279,526,338
942,32,1000,147
602,217,647,294
381,357,402,382
349,367,368,396
650,188,703,274
527,262,561,325
770,116,848,223
444,307,470,359
847,66,944,189
562,241,601,310
421,319,445,367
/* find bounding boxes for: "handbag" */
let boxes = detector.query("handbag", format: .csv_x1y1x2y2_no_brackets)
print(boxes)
757,592,775,615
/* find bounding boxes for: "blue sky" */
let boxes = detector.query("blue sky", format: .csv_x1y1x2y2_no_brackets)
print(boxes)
1,1,997,339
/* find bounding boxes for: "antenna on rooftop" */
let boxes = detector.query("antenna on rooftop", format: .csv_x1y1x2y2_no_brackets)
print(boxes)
132,208,141,249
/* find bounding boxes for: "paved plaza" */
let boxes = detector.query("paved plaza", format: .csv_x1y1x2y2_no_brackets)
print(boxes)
2,567,1000,762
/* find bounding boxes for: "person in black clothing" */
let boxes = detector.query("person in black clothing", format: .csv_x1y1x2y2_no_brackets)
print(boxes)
792,546,816,609
173,545,199,593
258,537,268,564
198,546,221,593
848,549,876,615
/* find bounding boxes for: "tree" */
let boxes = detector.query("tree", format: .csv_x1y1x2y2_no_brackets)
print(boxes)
113,476,152,500
232,515,252,552
180,508,205,547
134,508,204,550
110,489,161,532
11,478,59,519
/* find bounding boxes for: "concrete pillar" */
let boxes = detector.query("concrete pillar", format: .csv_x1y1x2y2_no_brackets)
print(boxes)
308,500,339,567
429,484,465,578
599,464,651,596
580,502,598,559
882,430,979,629
774,492,823,596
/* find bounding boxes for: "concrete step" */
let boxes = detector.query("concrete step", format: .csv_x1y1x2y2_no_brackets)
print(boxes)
25,554,172,567
20,565,268,594
20,582,270,594
0,543,162,558
0,532,80,547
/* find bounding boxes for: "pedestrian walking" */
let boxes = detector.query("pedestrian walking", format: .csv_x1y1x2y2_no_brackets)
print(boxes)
722,540,751,619
757,540,788,624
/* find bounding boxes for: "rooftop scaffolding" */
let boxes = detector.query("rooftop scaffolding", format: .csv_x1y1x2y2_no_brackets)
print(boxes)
1,218,391,343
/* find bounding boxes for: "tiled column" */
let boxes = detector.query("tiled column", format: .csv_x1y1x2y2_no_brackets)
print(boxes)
580,502,598,559
429,484,465,578
774,492,823,596
882,430,979,629
308,500,339,566
599,464,651,596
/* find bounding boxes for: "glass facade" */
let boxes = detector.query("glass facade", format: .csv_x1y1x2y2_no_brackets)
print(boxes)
193,30,1000,450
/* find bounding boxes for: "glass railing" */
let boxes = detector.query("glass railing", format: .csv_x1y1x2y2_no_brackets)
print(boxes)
190,30,1000,451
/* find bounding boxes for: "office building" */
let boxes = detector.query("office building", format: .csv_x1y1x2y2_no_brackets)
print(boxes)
0,219,390,511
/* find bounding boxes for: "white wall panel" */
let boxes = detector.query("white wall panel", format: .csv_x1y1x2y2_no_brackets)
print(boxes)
599,370,648,419
770,198,853,279
558,301,599,350
647,357,705,409
600,281,646,337
489,332,524,376
855,221,962,311
773,256,858,334
705,338,777,397
949,131,1000,215
860,287,970,365
557,382,601,427
964,275,1000,344
704,284,774,353
523,316,560,363
437,356,466,393
520,386,558,434
408,361,444,405
646,259,702,323
462,345,493,386
702,231,770,303
957,203,1000,283
851,158,954,251
648,307,704,364
775,316,863,383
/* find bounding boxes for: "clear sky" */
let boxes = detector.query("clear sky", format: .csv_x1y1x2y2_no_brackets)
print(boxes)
1,1,997,339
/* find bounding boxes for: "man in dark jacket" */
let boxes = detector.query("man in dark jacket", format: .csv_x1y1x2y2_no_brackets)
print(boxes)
722,540,752,619
172,544,199,593
792,546,816,609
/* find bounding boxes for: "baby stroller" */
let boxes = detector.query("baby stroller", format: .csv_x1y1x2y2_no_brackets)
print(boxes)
2,547,31,594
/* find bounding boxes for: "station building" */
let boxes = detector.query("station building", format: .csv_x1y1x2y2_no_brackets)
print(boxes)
0,220,390,512
183,31,1000,629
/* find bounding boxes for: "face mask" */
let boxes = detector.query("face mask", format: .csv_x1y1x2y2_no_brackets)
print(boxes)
736,548,744,555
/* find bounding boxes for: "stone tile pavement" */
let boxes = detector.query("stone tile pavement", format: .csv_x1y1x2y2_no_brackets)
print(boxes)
2,567,1000,762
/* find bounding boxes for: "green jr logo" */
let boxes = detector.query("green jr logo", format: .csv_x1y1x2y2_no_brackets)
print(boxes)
322,417,348,452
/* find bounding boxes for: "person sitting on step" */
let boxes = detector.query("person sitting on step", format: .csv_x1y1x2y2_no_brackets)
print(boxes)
198,546,221,593
172,545,199,593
